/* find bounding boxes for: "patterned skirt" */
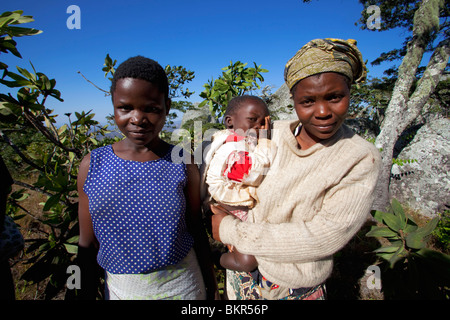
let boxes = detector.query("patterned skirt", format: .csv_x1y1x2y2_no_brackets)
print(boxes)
226,269,326,300
105,249,206,300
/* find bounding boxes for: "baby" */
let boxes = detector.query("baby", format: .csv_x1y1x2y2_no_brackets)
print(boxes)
202,95,276,272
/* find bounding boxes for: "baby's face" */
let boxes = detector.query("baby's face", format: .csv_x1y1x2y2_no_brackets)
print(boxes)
227,102,269,138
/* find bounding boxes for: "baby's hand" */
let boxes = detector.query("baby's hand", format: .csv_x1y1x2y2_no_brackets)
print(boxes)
259,116,271,140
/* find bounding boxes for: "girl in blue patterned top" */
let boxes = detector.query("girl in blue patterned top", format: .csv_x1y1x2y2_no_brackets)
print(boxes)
76,56,216,300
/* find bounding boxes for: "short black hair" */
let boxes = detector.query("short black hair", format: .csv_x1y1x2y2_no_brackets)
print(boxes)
224,95,269,119
110,56,169,100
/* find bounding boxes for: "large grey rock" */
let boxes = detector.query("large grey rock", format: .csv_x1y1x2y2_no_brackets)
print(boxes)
266,83,297,120
389,117,450,217
180,103,215,127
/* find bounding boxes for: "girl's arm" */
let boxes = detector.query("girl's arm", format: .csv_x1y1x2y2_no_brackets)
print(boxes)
77,153,97,249
185,161,219,300
74,153,100,300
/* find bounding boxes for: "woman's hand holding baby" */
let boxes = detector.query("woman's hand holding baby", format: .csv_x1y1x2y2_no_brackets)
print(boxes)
210,204,231,243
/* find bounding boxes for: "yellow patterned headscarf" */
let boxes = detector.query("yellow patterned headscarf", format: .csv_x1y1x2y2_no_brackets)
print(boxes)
284,38,367,90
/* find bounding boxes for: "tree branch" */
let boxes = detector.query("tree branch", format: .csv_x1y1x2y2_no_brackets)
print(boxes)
22,107,82,157
13,180,53,197
0,129,45,173
377,0,444,146
77,71,110,95
372,0,447,211
404,38,450,125
9,199,44,223
13,179,72,207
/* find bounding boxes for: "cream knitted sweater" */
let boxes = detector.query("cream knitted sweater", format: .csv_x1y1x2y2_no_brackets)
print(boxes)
219,120,381,288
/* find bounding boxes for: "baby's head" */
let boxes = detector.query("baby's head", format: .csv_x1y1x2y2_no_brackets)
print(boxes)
224,95,270,137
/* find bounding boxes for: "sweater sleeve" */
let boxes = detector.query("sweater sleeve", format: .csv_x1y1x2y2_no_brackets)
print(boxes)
219,144,381,263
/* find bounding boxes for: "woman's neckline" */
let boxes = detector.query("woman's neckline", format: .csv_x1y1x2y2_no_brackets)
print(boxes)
284,120,344,156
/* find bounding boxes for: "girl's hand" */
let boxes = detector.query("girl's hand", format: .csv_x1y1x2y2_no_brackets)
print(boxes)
210,204,230,243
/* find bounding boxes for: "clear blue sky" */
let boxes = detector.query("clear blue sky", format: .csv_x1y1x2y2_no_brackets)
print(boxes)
1,0,408,125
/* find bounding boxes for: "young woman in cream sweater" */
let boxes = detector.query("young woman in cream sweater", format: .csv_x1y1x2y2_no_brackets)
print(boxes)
210,38,381,300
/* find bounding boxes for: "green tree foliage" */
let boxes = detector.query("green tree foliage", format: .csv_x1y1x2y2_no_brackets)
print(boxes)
357,0,449,57
0,10,41,73
0,11,200,299
433,210,450,252
349,0,448,121
0,60,111,301
99,54,196,101
198,61,268,120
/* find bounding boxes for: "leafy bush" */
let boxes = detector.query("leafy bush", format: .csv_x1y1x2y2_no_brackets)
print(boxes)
433,210,450,252
366,198,450,299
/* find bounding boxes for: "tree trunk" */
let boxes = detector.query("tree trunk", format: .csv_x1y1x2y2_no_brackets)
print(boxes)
372,0,449,211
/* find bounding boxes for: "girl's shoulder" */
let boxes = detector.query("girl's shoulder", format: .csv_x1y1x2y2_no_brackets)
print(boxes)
87,144,113,162
90,144,112,155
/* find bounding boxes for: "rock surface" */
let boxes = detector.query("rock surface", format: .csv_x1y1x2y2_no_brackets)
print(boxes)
180,102,215,128
266,83,296,120
389,117,449,217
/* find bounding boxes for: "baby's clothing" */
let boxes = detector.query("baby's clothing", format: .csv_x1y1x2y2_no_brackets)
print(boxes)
201,129,276,221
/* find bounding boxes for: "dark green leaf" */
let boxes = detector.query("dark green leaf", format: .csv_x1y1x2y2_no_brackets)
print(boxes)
405,218,439,249
63,243,78,254
16,66,35,80
20,258,54,283
382,212,403,231
43,193,60,212
403,218,418,234
388,246,407,268
370,209,384,223
373,243,402,253
391,198,406,226
366,226,399,238
406,231,426,249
